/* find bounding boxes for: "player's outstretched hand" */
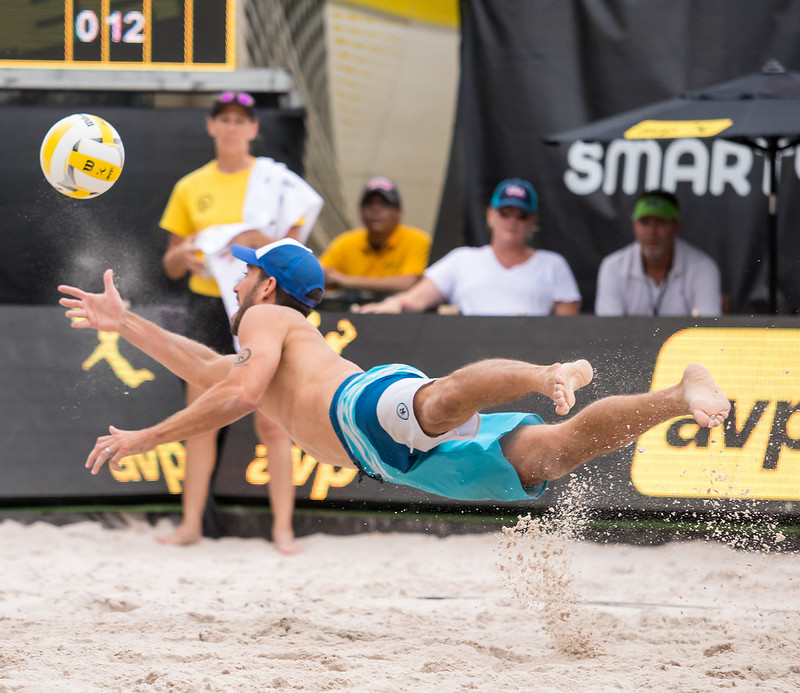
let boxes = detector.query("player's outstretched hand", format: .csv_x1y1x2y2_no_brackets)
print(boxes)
58,269,125,333
86,425,153,475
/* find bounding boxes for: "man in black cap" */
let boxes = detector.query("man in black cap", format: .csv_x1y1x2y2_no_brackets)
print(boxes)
320,176,431,298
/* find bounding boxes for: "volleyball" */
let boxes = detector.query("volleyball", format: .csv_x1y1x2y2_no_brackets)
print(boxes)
39,114,125,199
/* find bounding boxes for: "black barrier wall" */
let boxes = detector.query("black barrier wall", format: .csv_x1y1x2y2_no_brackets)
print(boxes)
3,307,798,518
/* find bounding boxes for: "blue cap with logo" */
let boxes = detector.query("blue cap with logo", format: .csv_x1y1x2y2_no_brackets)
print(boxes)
490,178,538,213
230,238,324,308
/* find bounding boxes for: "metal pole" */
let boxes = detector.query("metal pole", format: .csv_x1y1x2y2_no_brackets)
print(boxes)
767,138,778,314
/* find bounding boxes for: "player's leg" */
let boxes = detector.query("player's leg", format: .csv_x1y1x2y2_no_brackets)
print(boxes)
254,412,302,555
413,358,594,435
156,382,218,545
502,364,730,487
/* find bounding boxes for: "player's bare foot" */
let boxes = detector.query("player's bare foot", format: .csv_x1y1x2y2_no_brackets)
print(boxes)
552,360,593,416
273,530,303,555
680,364,730,427
155,525,202,546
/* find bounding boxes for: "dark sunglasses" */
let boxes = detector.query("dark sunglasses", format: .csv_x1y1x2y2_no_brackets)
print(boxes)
498,206,532,220
218,91,255,108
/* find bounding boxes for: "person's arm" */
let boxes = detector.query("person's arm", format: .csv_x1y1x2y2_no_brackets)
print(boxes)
229,223,303,250
553,301,580,315
84,305,286,474
59,269,234,390
162,232,206,280
324,268,421,294
160,179,205,279
594,257,625,316
548,253,582,316
359,276,446,313
689,257,723,317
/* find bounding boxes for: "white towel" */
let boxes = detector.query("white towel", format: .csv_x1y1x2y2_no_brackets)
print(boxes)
193,158,324,349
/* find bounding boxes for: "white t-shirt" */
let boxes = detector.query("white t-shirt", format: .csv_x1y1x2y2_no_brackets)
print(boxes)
424,245,581,316
595,238,721,316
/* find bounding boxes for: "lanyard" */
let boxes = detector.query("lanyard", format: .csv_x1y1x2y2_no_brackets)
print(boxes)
649,275,670,316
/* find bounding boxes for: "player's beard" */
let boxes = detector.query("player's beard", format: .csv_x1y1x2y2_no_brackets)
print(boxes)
230,284,260,336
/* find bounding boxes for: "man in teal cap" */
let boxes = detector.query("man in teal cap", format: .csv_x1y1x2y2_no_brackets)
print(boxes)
595,189,722,316
362,178,581,316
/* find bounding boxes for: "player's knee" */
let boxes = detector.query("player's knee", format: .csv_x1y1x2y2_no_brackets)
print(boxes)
414,381,459,432
507,424,581,483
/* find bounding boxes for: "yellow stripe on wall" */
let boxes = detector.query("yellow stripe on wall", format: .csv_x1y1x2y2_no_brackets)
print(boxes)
341,0,459,27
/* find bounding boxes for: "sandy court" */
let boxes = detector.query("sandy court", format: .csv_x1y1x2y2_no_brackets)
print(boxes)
0,515,798,693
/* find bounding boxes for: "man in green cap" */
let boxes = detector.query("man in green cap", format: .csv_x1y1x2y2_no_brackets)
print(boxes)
595,189,722,316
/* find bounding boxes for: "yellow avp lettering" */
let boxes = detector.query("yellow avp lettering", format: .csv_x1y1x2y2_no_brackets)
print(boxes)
110,442,186,494
631,328,800,500
246,444,316,485
306,312,358,355
310,463,358,500
246,444,358,499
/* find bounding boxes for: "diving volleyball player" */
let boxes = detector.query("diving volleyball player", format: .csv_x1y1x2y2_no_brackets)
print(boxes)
59,239,730,503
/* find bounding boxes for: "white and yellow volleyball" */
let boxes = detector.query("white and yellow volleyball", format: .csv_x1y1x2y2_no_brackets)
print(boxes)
39,114,125,199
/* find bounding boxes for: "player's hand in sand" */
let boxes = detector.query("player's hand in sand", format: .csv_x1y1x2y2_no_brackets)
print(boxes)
86,425,155,475
58,269,125,333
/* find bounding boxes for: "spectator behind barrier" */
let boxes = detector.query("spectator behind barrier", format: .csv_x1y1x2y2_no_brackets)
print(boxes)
360,178,581,316
595,189,722,316
320,177,431,301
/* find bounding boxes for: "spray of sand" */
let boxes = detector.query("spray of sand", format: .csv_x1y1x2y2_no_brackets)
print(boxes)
496,473,602,657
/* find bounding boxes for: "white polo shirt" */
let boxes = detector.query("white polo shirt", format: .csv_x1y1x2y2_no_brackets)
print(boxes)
595,238,722,316
424,245,581,316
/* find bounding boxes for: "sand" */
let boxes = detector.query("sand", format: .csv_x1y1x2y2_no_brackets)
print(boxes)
0,514,798,693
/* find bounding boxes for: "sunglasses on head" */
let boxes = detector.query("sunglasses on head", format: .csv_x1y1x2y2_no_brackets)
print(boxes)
218,91,255,108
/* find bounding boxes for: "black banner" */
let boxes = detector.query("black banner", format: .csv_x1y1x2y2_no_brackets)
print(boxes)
0,306,184,499
4,306,799,518
435,0,800,313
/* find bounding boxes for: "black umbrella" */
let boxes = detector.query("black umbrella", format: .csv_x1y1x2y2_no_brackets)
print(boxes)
547,60,800,313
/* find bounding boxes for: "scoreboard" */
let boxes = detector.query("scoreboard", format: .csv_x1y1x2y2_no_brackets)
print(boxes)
0,0,236,70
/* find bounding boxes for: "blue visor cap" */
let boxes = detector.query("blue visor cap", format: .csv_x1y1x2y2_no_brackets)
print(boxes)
231,238,324,307
490,178,538,213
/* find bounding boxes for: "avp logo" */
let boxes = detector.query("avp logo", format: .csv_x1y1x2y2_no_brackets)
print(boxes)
631,328,800,500
396,402,410,420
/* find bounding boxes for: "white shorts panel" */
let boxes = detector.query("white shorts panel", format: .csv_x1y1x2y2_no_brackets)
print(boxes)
376,377,480,452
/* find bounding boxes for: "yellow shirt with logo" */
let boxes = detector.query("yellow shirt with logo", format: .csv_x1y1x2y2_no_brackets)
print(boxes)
319,224,431,277
160,160,255,297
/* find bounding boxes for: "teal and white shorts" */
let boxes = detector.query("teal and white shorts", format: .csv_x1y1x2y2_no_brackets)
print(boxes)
328,364,548,502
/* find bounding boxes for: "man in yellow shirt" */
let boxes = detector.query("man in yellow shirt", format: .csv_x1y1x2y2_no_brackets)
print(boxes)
320,177,431,296
159,92,321,553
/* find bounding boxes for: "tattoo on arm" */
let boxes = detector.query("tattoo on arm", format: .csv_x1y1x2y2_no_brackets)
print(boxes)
235,348,252,366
